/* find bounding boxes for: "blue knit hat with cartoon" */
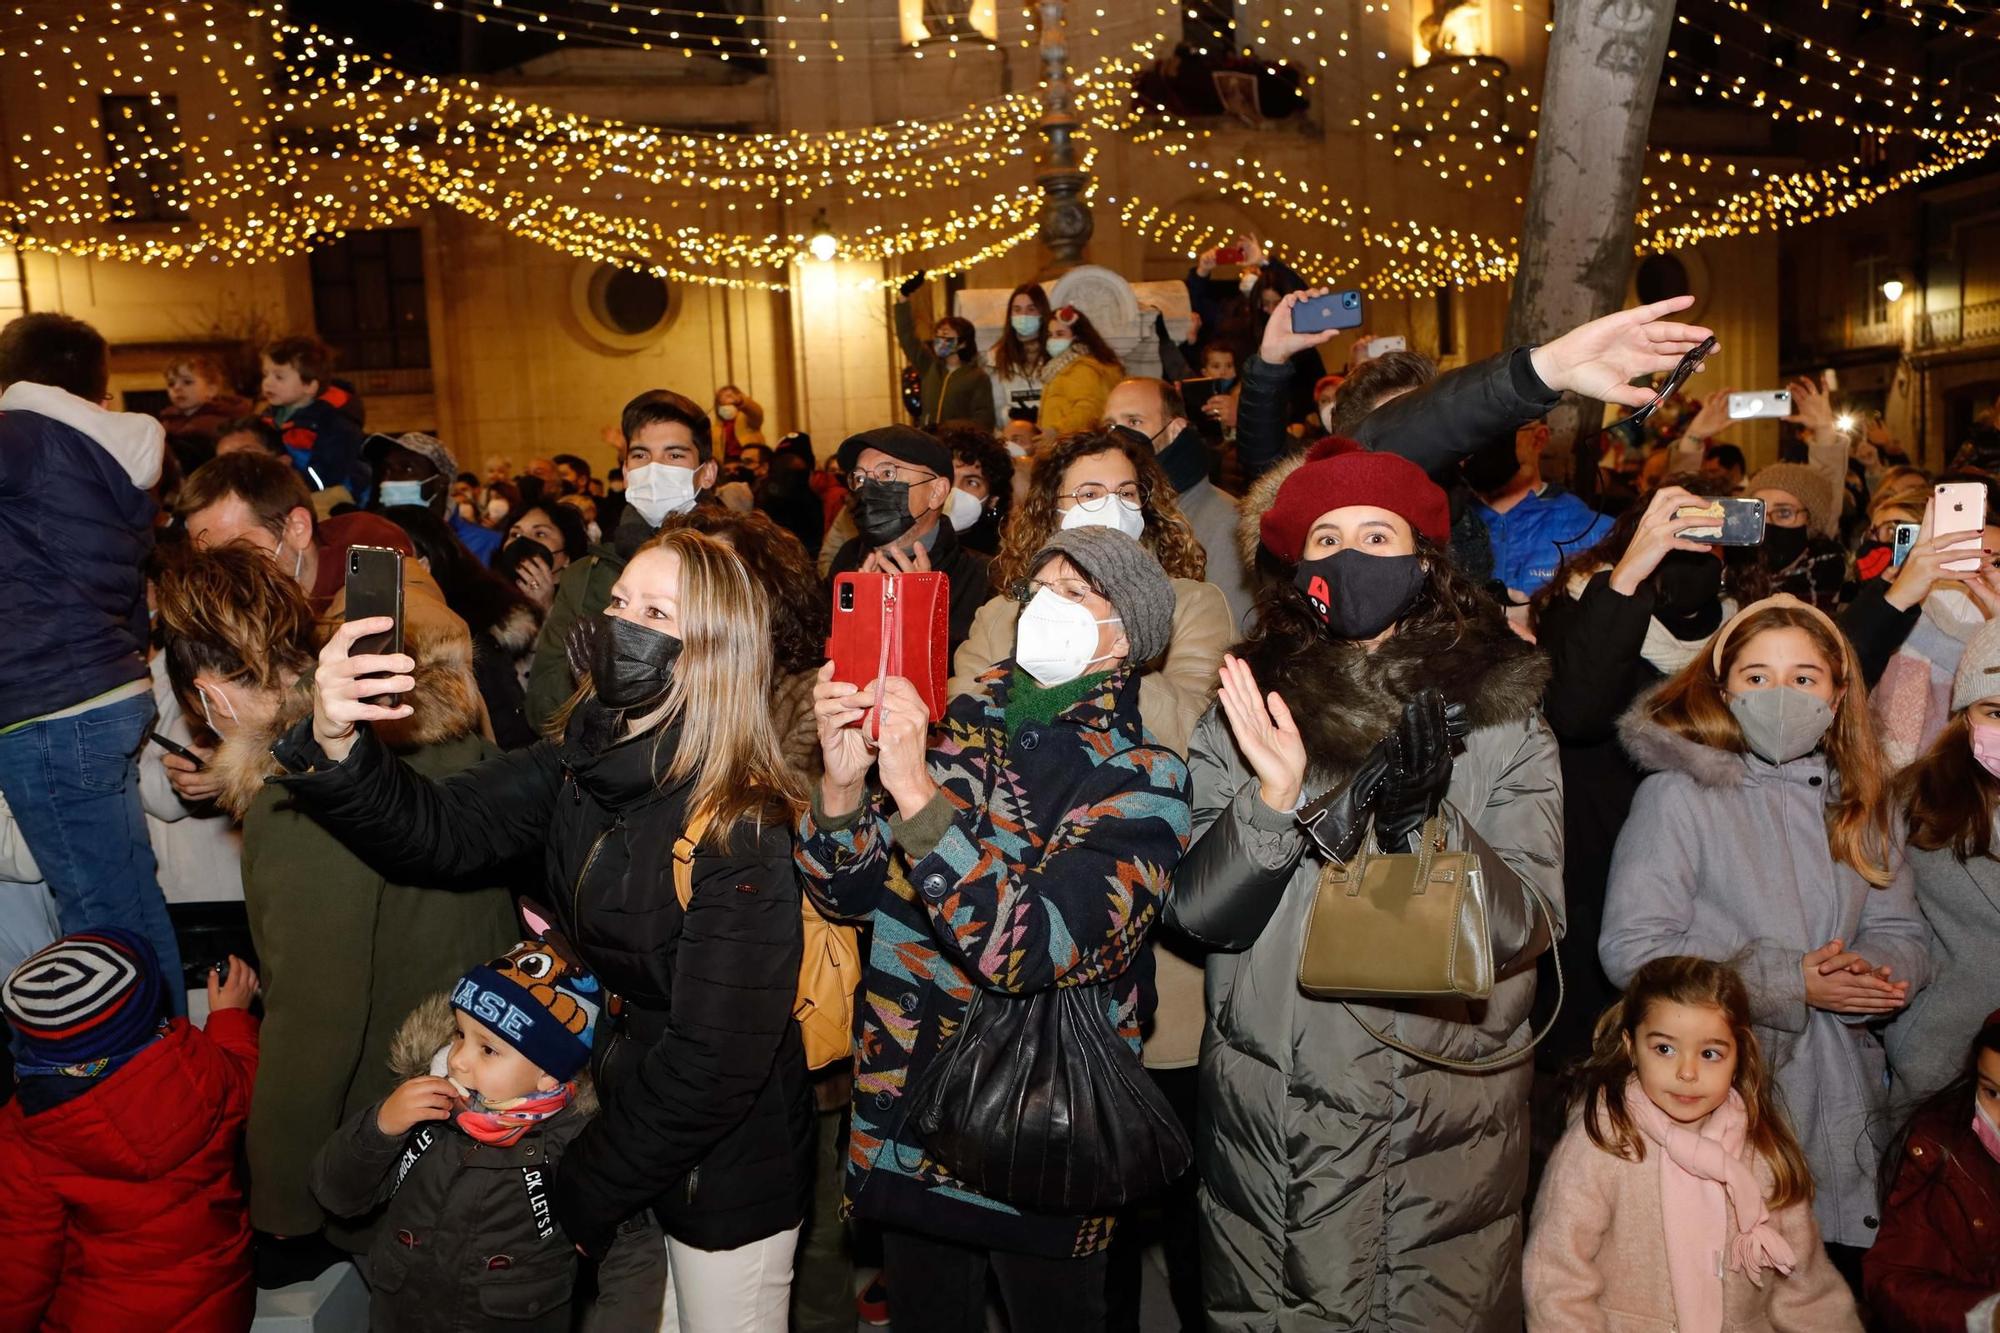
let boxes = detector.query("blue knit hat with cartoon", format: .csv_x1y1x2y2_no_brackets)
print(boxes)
449,940,602,1082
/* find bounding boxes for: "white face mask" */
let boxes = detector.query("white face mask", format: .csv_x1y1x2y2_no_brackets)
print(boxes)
1045,336,1074,358
1319,402,1336,433
378,479,427,508
716,403,738,421
1237,271,1260,294
945,487,982,533
1005,441,1029,459
585,520,603,545
1015,587,1121,687
623,462,700,527
485,497,511,523
1059,494,1146,541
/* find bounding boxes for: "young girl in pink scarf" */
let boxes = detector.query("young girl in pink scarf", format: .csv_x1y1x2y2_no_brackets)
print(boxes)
1525,957,1863,1332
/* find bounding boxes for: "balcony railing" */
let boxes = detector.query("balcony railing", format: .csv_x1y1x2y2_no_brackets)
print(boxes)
1917,299,2000,351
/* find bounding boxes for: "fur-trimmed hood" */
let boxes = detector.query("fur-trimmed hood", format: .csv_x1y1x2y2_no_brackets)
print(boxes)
489,603,538,657
206,586,489,818
1235,445,1306,571
389,992,598,1114
1615,685,1748,789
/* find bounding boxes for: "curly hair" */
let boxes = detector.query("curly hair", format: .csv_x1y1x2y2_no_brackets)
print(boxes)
990,429,1206,590
656,507,829,676
1236,530,1490,661
936,424,1014,529
152,542,318,712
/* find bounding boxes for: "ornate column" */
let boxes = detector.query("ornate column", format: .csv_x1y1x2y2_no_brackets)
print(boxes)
1035,0,1092,268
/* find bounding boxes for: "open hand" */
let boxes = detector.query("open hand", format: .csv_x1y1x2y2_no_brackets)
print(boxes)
1784,375,1838,439
1216,654,1308,814
377,1076,460,1137
1528,295,1714,408
1682,388,1737,443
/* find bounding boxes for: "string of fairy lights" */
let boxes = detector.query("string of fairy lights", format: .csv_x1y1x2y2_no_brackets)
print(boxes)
0,0,1997,297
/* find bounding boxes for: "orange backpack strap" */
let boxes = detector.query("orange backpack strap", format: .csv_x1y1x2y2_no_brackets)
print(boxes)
671,806,716,909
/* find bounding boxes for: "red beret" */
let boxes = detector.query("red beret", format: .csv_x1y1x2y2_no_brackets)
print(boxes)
1259,437,1452,559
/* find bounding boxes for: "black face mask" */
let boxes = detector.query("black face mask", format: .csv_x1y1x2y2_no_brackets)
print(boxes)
852,479,919,548
1459,441,1522,496
587,615,683,712
1650,550,1724,640
1294,550,1427,641
1763,524,1810,569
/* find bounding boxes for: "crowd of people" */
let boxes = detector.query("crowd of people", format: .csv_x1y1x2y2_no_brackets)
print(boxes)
0,231,1996,1333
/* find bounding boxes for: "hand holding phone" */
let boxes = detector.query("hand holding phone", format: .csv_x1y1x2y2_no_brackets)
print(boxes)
1673,496,1767,546
1213,244,1247,266
345,546,406,708
1292,289,1365,335
149,730,205,770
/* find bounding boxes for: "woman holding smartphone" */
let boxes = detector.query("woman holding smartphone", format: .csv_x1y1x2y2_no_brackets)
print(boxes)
268,528,815,1330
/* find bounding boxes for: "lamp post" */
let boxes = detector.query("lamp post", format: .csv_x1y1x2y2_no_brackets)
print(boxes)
1035,0,1091,269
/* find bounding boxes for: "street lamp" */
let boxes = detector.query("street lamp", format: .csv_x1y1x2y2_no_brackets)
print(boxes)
807,210,837,263
1880,277,1905,304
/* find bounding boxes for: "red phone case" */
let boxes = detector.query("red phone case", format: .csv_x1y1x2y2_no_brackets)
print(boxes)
828,571,949,738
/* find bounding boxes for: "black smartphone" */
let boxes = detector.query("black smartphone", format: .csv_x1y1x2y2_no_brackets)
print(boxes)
344,545,405,707
1178,376,1228,438
1614,333,1719,431
148,730,205,770
1292,289,1365,334
1675,496,1767,546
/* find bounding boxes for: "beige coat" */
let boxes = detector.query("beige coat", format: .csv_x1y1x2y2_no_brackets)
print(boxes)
1524,1116,1864,1333
949,577,1231,1069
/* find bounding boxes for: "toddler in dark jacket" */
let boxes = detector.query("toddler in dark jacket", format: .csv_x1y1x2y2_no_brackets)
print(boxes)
311,938,659,1331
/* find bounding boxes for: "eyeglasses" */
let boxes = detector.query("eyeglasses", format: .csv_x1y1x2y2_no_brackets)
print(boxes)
849,463,938,488
1011,575,1101,605
1057,482,1146,511
1608,334,1718,432
1766,504,1807,525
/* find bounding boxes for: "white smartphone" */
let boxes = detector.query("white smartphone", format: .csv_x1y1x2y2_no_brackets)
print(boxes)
1935,482,1987,575
1728,390,1793,420
1362,335,1407,360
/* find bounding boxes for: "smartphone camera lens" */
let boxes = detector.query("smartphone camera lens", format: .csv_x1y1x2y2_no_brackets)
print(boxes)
838,585,854,611
1341,291,1360,310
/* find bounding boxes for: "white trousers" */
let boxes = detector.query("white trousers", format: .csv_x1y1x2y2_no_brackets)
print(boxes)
655,1223,800,1333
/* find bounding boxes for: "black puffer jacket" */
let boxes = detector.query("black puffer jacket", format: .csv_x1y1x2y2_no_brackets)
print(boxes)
271,703,813,1255
1235,344,1562,482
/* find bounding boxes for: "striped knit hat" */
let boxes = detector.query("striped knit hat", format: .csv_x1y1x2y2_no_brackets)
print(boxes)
2,928,165,1069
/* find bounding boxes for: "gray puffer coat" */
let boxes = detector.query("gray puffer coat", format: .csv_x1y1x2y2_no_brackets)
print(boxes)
1601,699,1931,1249
1884,841,2000,1103
1166,595,1563,1331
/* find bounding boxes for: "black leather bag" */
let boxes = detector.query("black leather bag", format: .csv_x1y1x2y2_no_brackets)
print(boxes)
905,982,1192,1215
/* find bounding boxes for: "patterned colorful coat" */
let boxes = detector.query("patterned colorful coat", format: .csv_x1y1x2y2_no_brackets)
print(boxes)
795,662,1192,1258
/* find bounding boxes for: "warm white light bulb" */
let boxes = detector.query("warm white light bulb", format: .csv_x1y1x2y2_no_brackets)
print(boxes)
1880,278,1904,303
808,230,838,262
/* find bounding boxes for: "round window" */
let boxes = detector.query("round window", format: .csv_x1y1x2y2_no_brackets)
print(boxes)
569,261,678,351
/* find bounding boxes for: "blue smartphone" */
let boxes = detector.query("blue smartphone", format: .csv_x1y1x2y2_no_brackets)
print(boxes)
1292,289,1364,334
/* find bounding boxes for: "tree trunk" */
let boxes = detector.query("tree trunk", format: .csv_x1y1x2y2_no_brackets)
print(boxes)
1506,0,1674,489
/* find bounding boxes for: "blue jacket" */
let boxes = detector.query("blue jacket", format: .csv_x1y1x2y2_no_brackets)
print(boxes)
1477,485,1611,596
0,384,161,726
794,663,1191,1258
449,511,503,565
268,380,365,493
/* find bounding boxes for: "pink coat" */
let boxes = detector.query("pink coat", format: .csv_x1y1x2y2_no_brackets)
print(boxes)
1525,1115,1864,1332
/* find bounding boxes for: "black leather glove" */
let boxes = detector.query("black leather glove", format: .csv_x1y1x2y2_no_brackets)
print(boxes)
1374,688,1460,853
1296,741,1392,863
898,269,928,298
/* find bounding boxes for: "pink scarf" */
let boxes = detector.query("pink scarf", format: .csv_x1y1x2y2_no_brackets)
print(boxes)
1623,1080,1797,1333
455,1083,574,1148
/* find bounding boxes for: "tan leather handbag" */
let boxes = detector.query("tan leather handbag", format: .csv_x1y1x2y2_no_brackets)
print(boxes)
1296,814,1561,1072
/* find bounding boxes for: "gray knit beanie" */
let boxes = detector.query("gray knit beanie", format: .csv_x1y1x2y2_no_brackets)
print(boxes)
1028,527,1175,665
1953,616,2000,710
1744,462,1841,540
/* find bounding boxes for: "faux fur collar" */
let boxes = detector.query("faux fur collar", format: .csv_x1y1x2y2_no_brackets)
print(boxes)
390,993,597,1114
490,604,538,656
205,596,488,818
1615,686,1747,789
1235,445,1306,570
1237,605,1549,774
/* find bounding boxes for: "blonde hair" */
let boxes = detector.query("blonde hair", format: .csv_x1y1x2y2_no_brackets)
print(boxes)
561,529,803,843
153,543,318,705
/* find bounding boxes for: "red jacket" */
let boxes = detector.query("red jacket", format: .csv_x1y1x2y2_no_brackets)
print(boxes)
0,1011,260,1333
1865,1108,2000,1333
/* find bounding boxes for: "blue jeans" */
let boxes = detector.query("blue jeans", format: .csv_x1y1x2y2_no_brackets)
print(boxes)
0,692,184,1013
